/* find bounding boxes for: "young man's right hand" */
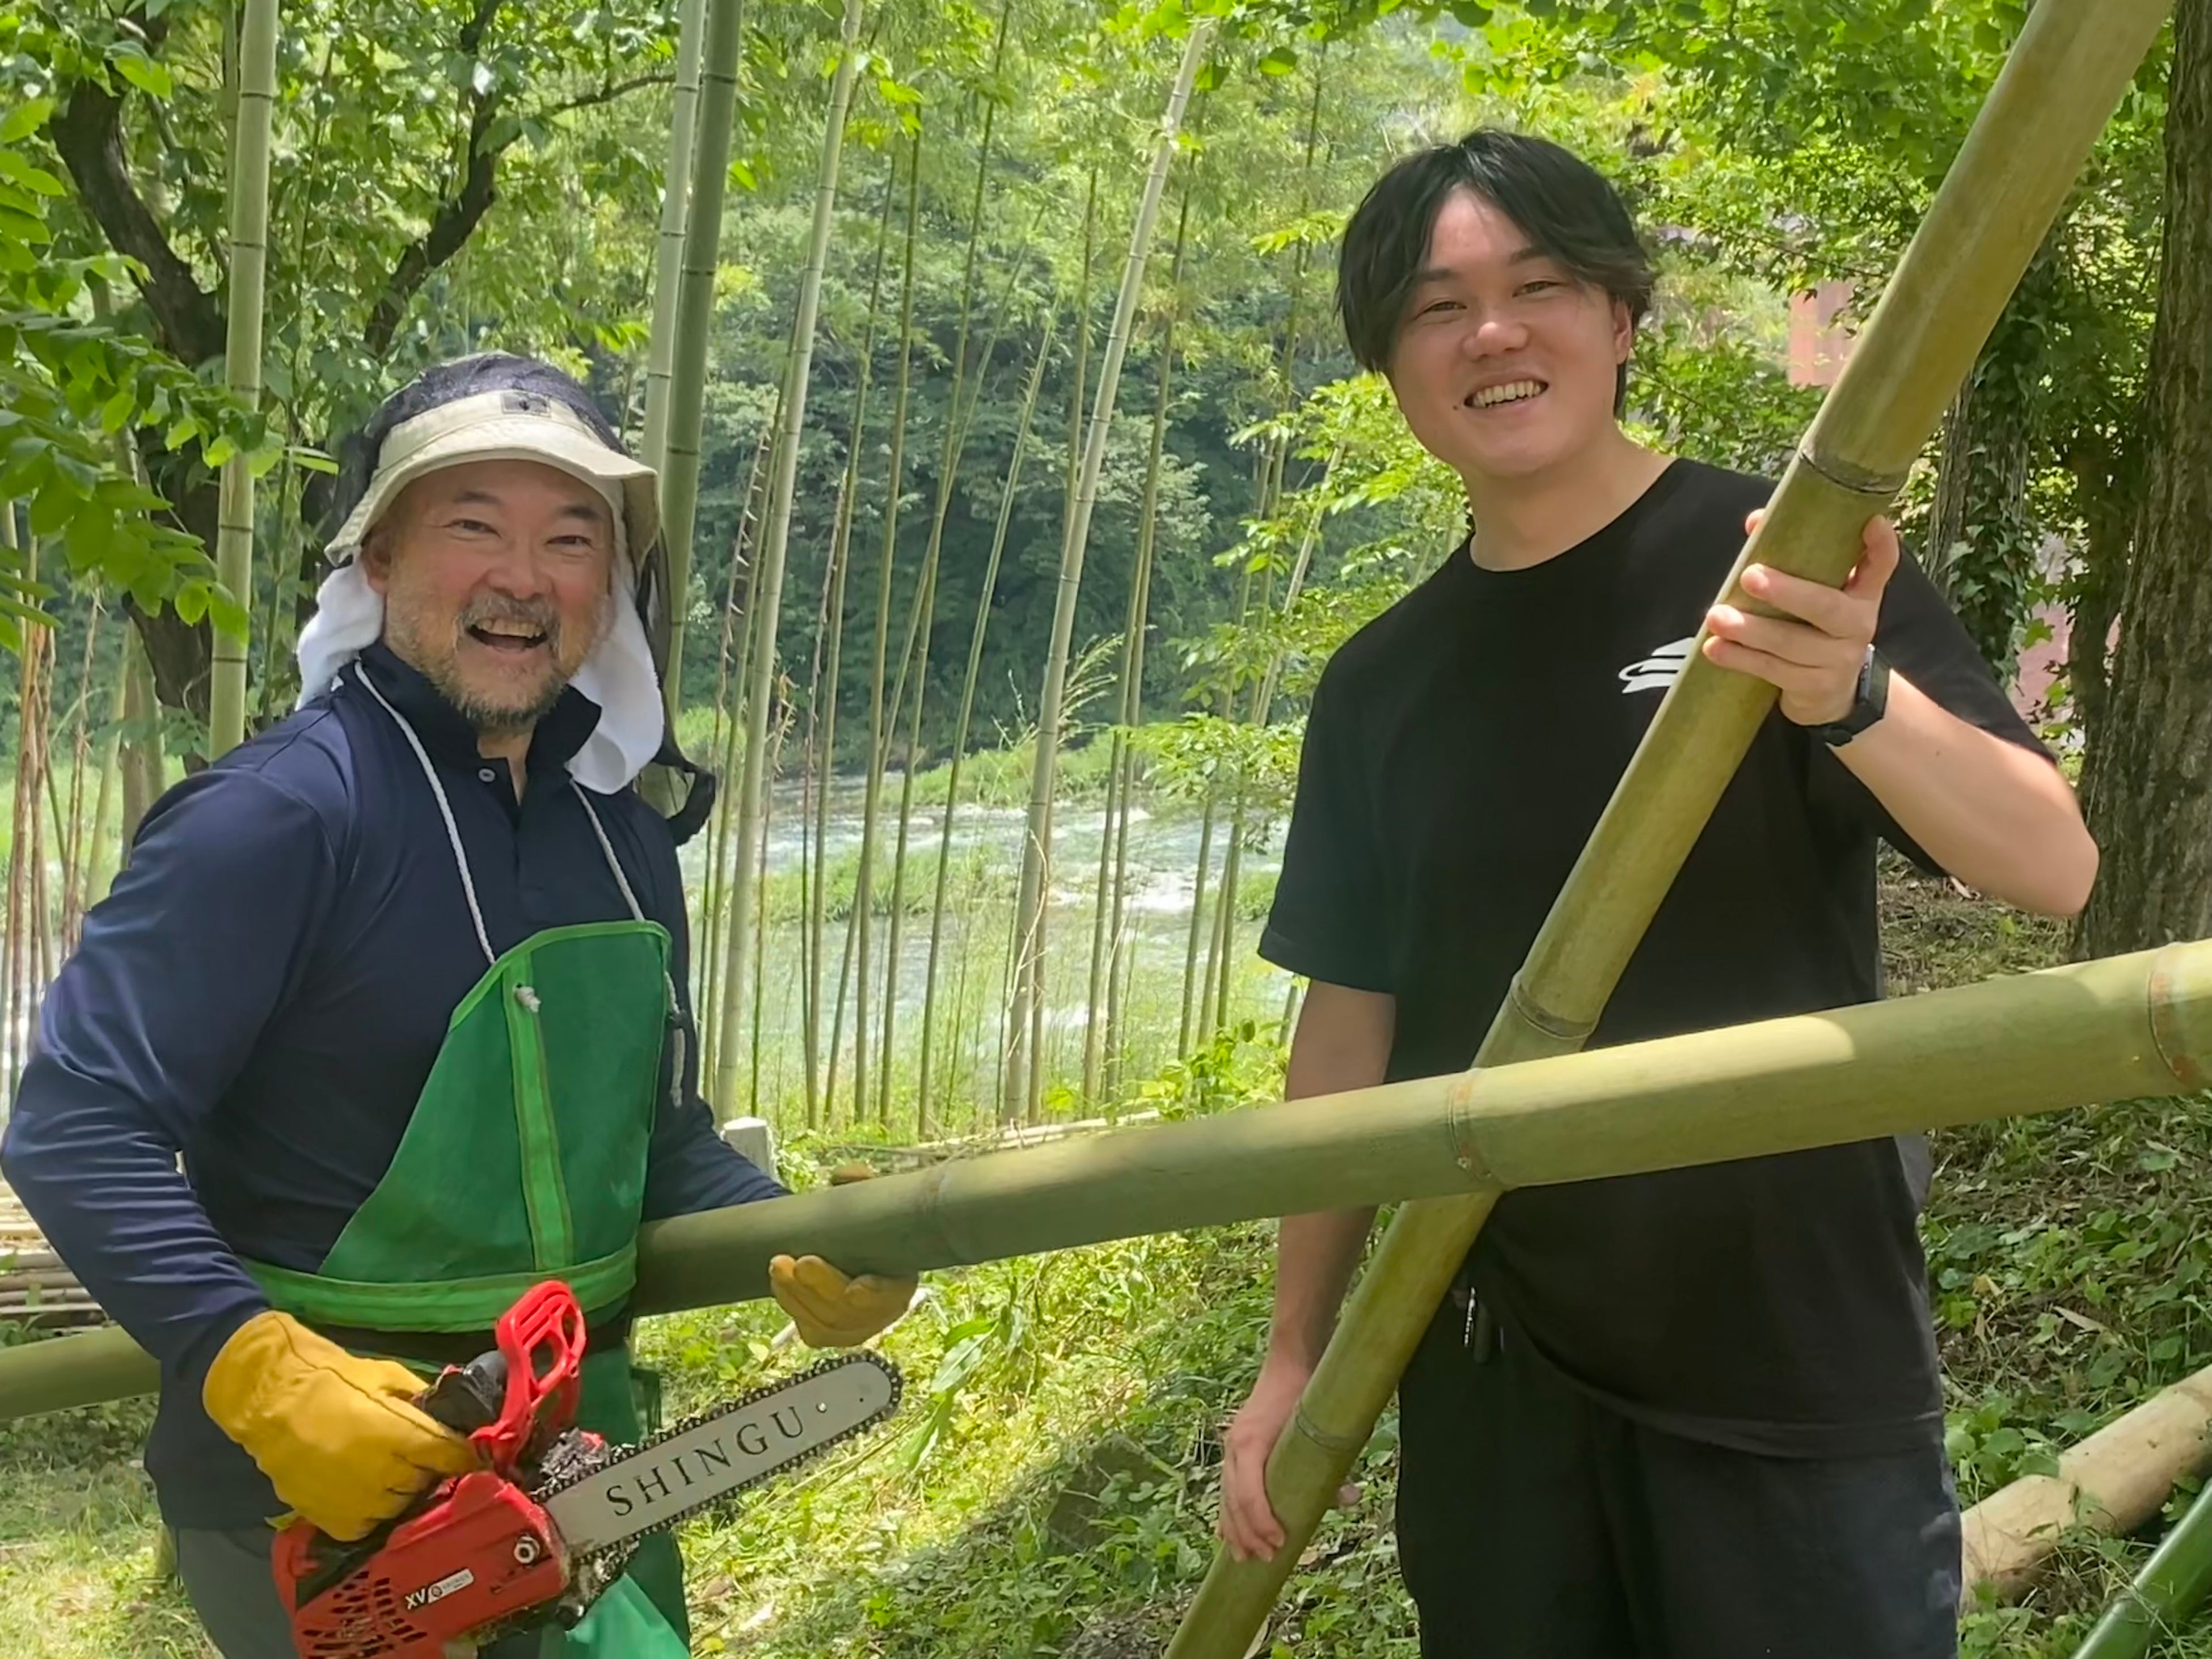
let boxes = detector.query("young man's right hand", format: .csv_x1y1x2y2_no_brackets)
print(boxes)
1218,1356,1361,1561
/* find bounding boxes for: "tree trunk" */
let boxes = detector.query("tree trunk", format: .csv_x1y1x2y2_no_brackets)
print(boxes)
2075,0,2212,955
1003,23,1213,1121
707,0,867,1108
206,0,280,758
652,0,750,713
639,0,707,470
1924,242,2051,676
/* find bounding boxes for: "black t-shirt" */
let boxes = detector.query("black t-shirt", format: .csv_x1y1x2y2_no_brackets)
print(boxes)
1260,458,2052,1457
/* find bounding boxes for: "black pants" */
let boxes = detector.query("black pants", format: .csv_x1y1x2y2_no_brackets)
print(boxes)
1394,1310,1961,1659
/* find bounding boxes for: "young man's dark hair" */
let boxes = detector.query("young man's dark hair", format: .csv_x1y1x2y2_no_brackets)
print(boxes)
1336,129,1654,410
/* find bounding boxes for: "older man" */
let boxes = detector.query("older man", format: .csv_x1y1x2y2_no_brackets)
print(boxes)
2,354,910,1656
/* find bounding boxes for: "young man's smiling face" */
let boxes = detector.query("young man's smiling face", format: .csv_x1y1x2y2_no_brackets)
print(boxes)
363,457,614,736
1383,187,1635,486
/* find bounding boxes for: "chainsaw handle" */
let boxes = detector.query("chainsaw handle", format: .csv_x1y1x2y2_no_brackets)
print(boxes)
472,1280,586,1471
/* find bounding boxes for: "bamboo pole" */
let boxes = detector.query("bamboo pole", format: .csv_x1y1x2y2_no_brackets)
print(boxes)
1004,24,1214,1118
810,163,898,1122
708,0,867,1108
653,0,749,712
915,323,1055,1133
639,0,706,474
1964,1358,2212,1603
2073,1481,2212,1659
1087,190,1190,1100
14,938,2211,1424
206,0,278,759
850,137,922,1125
1167,5,2176,1650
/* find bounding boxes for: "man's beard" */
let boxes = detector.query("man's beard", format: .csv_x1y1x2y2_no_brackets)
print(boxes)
390,592,589,737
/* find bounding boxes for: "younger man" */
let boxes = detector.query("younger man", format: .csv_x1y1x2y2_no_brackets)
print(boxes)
1215,131,2096,1657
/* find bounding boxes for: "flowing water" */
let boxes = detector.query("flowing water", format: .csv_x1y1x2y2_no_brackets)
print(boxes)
679,772,1290,1129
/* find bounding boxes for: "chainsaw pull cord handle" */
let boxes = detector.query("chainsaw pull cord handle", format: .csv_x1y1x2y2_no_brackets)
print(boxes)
473,1280,586,1472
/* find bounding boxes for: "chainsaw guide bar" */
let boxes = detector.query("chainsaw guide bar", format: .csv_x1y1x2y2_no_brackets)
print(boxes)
538,1347,904,1559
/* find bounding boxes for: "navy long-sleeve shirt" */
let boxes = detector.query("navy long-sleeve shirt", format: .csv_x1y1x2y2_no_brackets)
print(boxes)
1,641,783,1527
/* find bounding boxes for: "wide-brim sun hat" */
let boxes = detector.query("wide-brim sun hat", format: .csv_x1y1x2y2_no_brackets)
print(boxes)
320,385,661,572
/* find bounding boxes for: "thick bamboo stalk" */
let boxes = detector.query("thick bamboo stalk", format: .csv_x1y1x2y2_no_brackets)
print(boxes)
2073,1478,2212,1659
15,939,2210,1424
653,0,749,712
1004,24,1214,1118
639,0,707,474
1167,5,2177,1650
1962,1360,2212,1602
707,0,867,1108
206,0,279,760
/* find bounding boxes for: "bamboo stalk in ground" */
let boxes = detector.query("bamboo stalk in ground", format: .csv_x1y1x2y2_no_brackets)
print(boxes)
851,136,923,1125
873,61,1013,1129
1004,25,1214,1120
652,0,750,711
810,166,899,1122
696,437,767,1077
1178,796,1215,1055
1086,190,1190,1100
23,938,2212,1423
205,0,279,760
1167,6,2176,1650
915,323,1056,1133
707,0,867,1109
639,0,707,472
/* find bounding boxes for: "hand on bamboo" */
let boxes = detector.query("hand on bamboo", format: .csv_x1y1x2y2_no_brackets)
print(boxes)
768,1162,918,1349
1218,1357,1360,1563
1702,509,1898,726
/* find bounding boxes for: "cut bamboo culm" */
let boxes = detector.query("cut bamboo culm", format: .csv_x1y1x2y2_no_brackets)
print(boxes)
1164,5,2177,1652
11,938,2210,1422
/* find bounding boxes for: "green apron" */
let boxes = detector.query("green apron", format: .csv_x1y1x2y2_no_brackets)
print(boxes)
242,670,692,1656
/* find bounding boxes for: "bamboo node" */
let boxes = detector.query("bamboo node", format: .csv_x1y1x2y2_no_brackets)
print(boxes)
1289,1402,1366,1457
1793,444,1909,499
2147,944,2211,1091
1501,974,1595,1047
1443,1074,1498,1183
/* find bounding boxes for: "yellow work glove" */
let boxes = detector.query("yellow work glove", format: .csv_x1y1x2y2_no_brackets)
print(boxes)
202,1310,479,1542
768,1161,918,1348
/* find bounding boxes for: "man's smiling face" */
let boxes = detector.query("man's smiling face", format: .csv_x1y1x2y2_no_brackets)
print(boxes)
1383,186,1635,486
363,457,614,736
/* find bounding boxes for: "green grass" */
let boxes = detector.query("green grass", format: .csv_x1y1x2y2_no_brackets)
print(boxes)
4,859,2210,1656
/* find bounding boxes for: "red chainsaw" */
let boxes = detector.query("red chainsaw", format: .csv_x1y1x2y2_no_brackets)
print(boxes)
272,1281,902,1657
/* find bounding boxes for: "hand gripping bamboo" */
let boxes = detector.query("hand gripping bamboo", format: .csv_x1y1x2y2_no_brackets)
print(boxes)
1163,3,2176,1653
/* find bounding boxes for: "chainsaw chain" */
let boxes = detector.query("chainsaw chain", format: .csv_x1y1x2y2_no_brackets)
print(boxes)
532,1347,905,1573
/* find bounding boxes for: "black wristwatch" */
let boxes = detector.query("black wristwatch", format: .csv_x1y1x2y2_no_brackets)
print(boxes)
1808,645,1890,747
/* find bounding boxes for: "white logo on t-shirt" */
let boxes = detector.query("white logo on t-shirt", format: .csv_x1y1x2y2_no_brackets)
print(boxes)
1619,636,1695,694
